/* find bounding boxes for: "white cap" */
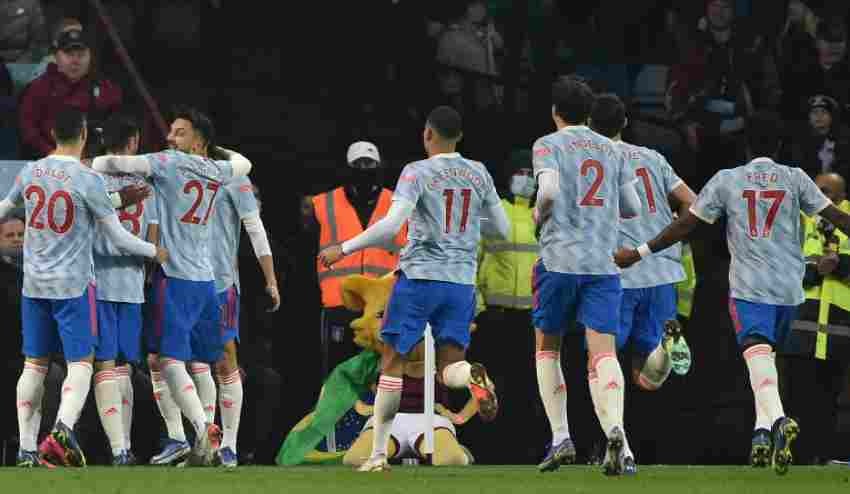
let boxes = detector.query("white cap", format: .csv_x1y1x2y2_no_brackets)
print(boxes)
346,141,380,165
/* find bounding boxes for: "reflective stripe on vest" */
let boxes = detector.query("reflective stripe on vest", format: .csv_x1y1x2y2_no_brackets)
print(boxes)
482,243,539,254
484,294,534,307
791,320,850,338
316,265,393,282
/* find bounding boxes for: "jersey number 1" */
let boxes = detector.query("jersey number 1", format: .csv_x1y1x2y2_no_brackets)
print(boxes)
743,189,786,238
443,188,471,233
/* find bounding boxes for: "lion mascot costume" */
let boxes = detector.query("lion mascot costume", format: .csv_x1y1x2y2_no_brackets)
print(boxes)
277,273,480,466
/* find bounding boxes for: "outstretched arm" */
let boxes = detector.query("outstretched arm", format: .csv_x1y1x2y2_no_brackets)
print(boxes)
820,205,850,239
615,210,701,268
318,198,413,267
92,155,152,176
481,199,510,240
215,147,252,178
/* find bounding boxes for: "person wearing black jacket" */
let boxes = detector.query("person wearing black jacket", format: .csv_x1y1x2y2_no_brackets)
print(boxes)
785,95,850,183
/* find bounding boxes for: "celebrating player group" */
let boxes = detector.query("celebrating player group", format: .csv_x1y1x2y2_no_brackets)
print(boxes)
9,75,846,476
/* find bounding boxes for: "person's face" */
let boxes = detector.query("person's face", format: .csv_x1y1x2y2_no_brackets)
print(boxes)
467,2,487,24
55,47,91,81
0,220,24,249
126,132,140,155
809,107,833,135
167,119,204,154
706,0,734,30
817,38,847,65
817,175,846,204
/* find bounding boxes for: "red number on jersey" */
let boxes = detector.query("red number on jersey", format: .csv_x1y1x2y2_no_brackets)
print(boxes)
635,167,656,213
24,185,75,234
743,189,786,238
579,159,604,207
180,180,221,225
443,188,472,234
118,202,145,236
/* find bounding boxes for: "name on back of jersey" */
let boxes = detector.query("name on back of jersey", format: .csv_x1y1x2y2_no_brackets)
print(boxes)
746,172,779,188
32,165,72,184
567,138,618,159
425,166,485,192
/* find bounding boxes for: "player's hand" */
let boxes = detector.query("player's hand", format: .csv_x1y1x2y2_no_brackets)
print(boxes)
318,244,344,268
118,184,151,210
614,247,640,269
818,252,839,276
265,284,281,312
153,246,169,265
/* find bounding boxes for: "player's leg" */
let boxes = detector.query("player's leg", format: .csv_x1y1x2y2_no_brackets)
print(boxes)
214,286,242,467
432,281,497,420
581,275,634,476
343,423,400,466
630,285,676,391
158,278,218,461
731,298,799,474
358,272,421,471
116,302,143,462
17,296,54,467
412,412,468,466
189,361,216,423
41,285,99,467
93,301,127,463
530,261,575,472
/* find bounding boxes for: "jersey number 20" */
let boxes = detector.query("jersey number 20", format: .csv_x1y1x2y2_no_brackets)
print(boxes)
25,185,74,234
743,189,786,238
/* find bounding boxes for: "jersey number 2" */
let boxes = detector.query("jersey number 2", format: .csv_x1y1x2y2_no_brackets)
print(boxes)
579,159,604,207
743,189,786,238
25,185,74,234
443,188,471,233
181,180,220,225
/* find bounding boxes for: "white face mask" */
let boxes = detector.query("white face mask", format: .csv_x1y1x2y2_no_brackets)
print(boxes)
510,174,535,198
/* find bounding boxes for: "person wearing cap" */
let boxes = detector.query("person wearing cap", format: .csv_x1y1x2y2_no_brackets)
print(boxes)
18,27,122,159
301,141,408,381
786,94,850,182
782,18,850,121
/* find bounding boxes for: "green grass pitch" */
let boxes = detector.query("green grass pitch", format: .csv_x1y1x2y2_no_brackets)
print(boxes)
3,465,850,494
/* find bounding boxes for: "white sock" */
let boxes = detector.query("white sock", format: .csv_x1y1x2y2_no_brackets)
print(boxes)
592,353,633,457
16,362,47,451
744,345,784,429
190,363,217,424
151,370,186,442
162,359,208,437
217,369,242,453
56,361,93,429
94,369,125,456
637,343,672,391
587,363,603,423
115,365,134,450
441,361,472,389
371,375,402,459
536,351,570,444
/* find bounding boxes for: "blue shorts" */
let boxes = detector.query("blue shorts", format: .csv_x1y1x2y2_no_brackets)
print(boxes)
150,268,222,363
95,301,142,364
728,298,797,347
531,260,622,336
381,271,475,356
22,284,97,361
618,284,678,356
219,286,239,344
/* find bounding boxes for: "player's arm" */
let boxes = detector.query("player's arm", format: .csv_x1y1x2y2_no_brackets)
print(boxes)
92,155,153,177
615,211,702,268
819,206,850,240
619,179,641,218
482,195,510,240
214,147,252,178
342,199,413,256
534,169,557,224
99,214,160,259
242,211,280,312
0,172,27,221
669,181,698,218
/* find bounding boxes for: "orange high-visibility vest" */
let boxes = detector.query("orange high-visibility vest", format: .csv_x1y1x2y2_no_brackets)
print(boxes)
313,187,407,307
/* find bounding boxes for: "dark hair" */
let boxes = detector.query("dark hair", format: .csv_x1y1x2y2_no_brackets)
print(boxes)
427,105,463,140
746,111,785,157
590,93,627,138
552,77,595,124
171,105,216,150
53,108,87,144
101,113,140,153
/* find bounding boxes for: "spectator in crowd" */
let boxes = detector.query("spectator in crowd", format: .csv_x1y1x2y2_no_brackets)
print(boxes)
784,95,850,182
0,0,46,63
779,172,850,464
18,27,122,159
435,1,504,112
667,0,777,185
782,18,850,121
775,0,819,84
0,214,24,454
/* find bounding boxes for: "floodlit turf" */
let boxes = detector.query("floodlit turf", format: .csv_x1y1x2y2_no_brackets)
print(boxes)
2,465,849,493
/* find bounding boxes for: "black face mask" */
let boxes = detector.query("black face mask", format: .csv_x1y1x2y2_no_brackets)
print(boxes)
349,167,382,194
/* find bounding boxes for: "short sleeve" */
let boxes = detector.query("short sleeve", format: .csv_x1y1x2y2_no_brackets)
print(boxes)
796,168,831,216
659,152,684,195
393,163,421,204
232,177,259,219
481,168,500,208
532,138,557,178
87,174,119,221
212,160,235,184
690,171,726,224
